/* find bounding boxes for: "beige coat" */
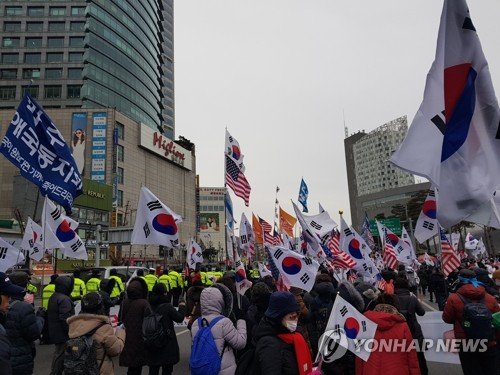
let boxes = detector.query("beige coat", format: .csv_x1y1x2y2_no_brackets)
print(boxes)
67,313,125,375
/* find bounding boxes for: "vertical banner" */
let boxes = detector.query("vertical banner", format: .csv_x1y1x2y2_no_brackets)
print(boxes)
91,112,107,182
71,112,87,176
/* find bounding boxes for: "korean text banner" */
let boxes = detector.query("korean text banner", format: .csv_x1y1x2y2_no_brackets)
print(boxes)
0,93,82,214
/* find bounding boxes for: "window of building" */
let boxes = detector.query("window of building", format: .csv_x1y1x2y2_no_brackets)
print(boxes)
5,7,22,16
71,7,85,16
0,69,17,79
46,52,63,63
44,85,62,99
24,53,41,64
4,22,21,32
69,37,84,48
1,53,18,64
47,37,64,48
116,122,124,140
0,87,16,100
2,38,20,48
27,7,44,17
45,68,62,79
22,68,40,79
25,37,42,48
68,52,83,62
70,22,85,32
48,22,65,32
26,86,39,99
117,167,124,184
79,208,87,220
49,7,66,16
68,68,82,79
117,190,124,207
67,85,81,99
117,145,124,162
26,22,43,32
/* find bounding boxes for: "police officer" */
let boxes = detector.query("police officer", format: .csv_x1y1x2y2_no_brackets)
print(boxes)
86,269,101,293
42,274,58,310
108,269,124,300
71,269,86,301
168,267,183,307
144,268,158,292
158,270,171,293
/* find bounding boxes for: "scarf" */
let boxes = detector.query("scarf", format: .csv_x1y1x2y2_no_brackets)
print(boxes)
277,332,313,375
458,276,484,288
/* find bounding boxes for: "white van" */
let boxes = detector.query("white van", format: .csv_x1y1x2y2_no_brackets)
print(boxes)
94,266,149,282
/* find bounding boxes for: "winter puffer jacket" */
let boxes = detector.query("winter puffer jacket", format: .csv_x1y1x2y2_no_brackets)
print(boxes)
5,297,43,374
47,276,75,344
355,309,420,375
0,324,12,375
254,317,299,375
190,286,247,375
67,314,125,375
394,288,425,342
442,284,500,344
119,277,150,368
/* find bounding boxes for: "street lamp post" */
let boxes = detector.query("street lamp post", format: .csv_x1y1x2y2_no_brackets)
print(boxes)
95,224,101,268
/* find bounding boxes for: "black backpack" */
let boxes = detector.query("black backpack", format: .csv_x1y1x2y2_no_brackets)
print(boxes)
235,346,260,375
142,305,171,350
64,322,107,375
458,294,494,340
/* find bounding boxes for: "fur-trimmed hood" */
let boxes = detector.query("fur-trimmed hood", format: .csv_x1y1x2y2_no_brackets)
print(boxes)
200,284,233,317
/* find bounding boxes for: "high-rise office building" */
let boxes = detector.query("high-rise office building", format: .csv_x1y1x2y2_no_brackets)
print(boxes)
0,0,175,138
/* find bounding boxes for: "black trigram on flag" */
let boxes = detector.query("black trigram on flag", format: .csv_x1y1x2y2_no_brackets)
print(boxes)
50,208,61,221
397,245,404,254
428,190,435,197
170,238,179,247
340,305,348,317
300,273,310,284
240,234,248,245
143,223,151,238
70,239,82,252
236,260,242,268
274,248,284,260
303,257,312,265
363,263,369,272
333,324,341,333
423,221,434,230
310,221,322,230
343,228,353,237
361,320,367,332
0,248,7,259
147,200,162,211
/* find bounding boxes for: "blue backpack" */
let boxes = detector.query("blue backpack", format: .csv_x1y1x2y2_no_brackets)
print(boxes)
190,316,226,375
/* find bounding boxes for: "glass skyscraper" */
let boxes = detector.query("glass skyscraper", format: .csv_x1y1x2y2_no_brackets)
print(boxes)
0,0,174,138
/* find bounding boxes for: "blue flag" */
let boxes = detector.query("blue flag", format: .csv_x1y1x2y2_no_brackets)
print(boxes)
298,178,309,213
225,190,234,231
0,93,82,214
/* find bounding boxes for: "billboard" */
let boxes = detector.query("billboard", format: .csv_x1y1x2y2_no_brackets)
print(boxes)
91,112,107,182
200,213,220,232
369,218,402,236
71,112,87,175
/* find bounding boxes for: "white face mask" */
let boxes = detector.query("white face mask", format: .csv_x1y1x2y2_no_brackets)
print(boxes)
284,319,298,332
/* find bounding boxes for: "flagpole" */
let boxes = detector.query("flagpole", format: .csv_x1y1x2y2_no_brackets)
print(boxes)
223,128,229,269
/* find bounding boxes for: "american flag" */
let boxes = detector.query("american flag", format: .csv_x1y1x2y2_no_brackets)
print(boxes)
259,217,273,233
265,246,288,290
225,155,251,206
360,214,375,249
383,229,398,269
440,228,460,277
375,274,388,291
327,229,356,269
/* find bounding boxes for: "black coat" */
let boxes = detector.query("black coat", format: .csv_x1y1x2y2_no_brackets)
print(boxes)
5,297,43,374
47,276,74,344
394,288,425,341
119,277,150,368
145,294,186,366
0,324,11,375
254,317,299,375
429,272,447,294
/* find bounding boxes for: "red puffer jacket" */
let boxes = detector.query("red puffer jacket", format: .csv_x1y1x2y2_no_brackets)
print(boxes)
442,284,500,344
355,310,420,375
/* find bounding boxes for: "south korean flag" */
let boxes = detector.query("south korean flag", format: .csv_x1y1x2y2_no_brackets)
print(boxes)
42,198,87,260
131,186,183,247
0,237,25,272
414,188,439,243
186,238,203,268
268,245,319,292
21,217,62,261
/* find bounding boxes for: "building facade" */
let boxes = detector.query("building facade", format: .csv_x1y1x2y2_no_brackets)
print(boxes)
345,116,416,228
197,187,227,262
0,0,174,138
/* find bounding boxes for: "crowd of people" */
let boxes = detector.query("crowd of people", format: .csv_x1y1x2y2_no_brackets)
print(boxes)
0,258,496,374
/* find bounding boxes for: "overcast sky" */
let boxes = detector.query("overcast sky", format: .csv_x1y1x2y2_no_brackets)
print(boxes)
173,0,500,228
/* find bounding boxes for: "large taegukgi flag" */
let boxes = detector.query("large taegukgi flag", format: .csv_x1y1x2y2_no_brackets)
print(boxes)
131,186,183,248
390,0,500,228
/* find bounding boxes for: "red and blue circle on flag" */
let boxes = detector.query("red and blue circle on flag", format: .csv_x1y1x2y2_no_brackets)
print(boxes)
56,220,75,242
281,256,302,275
344,317,360,339
152,214,177,235
348,239,363,260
